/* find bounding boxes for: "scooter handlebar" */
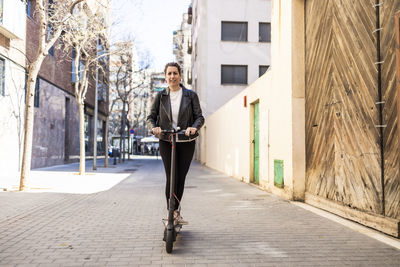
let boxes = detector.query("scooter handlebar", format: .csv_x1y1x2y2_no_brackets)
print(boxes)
161,127,181,134
161,128,198,138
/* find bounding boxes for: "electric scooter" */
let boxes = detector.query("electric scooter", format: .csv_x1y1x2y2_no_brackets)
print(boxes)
161,127,197,253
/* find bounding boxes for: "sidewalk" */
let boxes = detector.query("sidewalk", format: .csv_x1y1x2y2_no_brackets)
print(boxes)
0,156,399,266
0,156,152,193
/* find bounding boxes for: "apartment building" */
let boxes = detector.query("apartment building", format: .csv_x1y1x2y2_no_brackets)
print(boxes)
109,41,155,152
25,0,110,168
173,9,192,89
191,0,271,117
0,0,26,186
110,41,136,146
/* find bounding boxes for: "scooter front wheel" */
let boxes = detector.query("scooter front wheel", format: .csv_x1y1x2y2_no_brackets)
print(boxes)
165,229,174,253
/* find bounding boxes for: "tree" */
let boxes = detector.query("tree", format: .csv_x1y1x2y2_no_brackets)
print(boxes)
109,42,133,162
100,64,116,167
60,1,109,175
109,42,149,161
130,85,148,134
20,0,85,191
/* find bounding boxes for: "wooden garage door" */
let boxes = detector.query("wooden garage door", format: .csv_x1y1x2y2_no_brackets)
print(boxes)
306,0,379,215
306,0,400,219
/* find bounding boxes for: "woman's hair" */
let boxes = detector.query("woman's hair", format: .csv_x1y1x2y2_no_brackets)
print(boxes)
164,62,182,75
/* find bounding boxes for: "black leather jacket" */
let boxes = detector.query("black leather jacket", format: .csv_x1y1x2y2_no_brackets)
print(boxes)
146,86,205,141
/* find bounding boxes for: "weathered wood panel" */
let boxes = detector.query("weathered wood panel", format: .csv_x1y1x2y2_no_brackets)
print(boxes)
397,13,400,208
305,0,383,214
305,193,400,237
381,1,400,220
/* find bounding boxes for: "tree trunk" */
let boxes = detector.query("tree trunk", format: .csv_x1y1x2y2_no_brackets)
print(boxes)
128,134,131,160
78,103,85,175
119,119,124,163
119,103,125,163
104,116,109,167
19,59,44,191
122,102,126,162
127,121,131,160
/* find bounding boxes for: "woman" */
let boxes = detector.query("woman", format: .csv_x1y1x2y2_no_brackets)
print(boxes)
147,62,204,224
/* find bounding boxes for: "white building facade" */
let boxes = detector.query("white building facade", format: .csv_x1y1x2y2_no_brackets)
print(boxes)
191,0,271,117
0,0,27,188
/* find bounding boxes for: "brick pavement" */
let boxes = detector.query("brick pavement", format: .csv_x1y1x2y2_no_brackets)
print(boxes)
0,157,399,266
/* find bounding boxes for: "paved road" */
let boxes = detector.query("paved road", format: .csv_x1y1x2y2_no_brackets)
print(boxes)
0,157,399,266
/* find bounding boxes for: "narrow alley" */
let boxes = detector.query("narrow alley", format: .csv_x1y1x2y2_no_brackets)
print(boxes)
0,158,399,266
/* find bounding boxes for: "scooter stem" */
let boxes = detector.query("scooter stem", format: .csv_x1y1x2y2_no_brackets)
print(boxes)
168,131,177,229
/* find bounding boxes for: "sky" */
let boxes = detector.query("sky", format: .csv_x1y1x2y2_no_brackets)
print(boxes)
110,0,191,72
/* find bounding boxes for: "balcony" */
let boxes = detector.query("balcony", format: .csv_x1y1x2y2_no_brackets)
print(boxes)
187,40,192,54
0,24,18,39
187,6,192,24
187,71,192,85
173,44,179,54
0,0,25,40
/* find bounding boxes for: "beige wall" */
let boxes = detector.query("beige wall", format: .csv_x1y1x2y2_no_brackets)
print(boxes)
203,0,305,200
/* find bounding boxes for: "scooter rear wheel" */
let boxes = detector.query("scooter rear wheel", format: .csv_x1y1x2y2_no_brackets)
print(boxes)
166,229,174,253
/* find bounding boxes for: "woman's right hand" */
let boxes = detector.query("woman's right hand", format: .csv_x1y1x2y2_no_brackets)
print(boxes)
152,127,161,135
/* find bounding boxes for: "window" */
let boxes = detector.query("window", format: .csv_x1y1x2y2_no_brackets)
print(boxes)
97,81,105,101
259,65,270,77
97,38,104,56
72,61,84,82
84,114,91,151
259,22,271,42
34,78,40,107
194,39,197,60
47,0,55,44
48,45,54,57
71,50,84,83
221,22,247,42
221,65,247,84
24,73,27,100
0,58,4,96
48,0,55,17
26,0,32,17
71,59,76,82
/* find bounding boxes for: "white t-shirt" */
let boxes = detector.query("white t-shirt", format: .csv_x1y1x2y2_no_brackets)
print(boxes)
170,88,183,130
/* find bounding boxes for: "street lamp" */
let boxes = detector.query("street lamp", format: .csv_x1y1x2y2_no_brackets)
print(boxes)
93,37,100,170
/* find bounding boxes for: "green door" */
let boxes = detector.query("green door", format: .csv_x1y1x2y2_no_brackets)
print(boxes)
253,103,259,184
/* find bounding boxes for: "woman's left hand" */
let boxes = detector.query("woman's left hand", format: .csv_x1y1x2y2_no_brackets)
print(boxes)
185,127,197,136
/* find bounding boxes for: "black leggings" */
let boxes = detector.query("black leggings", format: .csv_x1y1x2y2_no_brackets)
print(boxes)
159,139,195,210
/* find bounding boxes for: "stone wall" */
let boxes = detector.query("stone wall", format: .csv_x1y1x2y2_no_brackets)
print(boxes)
32,79,80,169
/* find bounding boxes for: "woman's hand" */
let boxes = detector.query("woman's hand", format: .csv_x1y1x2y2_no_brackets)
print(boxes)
185,127,197,136
152,127,161,135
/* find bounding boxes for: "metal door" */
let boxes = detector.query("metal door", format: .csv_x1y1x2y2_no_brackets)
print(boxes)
253,103,260,184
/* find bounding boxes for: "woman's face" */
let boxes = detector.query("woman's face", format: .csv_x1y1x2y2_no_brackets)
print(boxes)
165,66,181,88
